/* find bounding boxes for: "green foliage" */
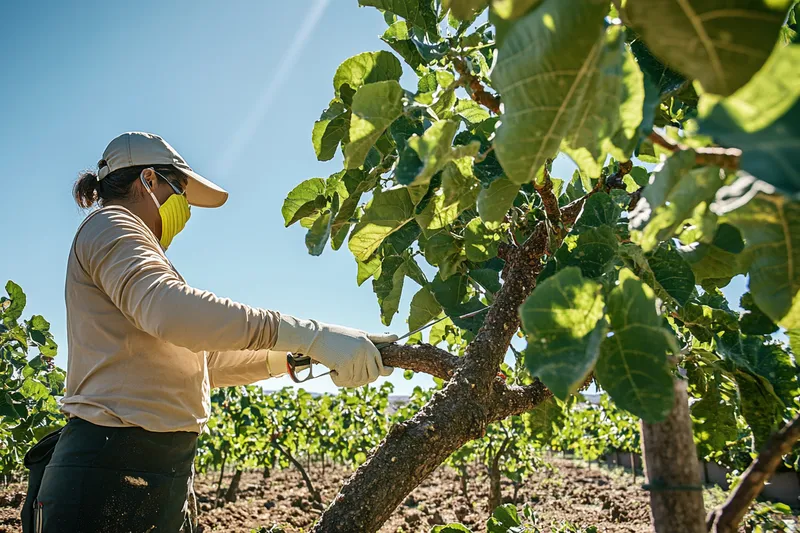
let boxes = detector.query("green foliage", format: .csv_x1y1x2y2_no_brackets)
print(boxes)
627,0,791,96
0,281,66,475
520,267,605,400
282,0,800,493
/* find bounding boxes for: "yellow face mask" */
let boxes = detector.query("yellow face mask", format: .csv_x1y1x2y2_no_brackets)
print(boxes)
141,172,191,250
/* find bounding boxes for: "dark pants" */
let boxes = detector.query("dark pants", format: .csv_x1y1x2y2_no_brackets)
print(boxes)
32,417,198,533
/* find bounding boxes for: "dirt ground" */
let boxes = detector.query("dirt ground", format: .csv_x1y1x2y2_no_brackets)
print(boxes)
0,457,654,532
2,456,788,532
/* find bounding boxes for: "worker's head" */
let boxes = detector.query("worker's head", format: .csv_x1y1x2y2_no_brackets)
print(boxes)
73,132,228,249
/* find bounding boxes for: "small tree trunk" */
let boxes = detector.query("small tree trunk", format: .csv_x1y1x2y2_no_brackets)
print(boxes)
225,469,243,503
215,451,228,507
263,465,271,479
458,463,469,500
276,443,322,503
487,466,502,511
640,379,705,533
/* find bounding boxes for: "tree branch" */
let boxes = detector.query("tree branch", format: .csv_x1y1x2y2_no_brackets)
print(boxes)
379,343,460,380
707,413,800,533
453,59,501,114
534,159,562,226
648,131,741,171
489,381,552,421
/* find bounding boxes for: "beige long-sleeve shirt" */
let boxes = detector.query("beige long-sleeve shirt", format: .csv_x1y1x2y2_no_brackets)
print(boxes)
62,205,283,433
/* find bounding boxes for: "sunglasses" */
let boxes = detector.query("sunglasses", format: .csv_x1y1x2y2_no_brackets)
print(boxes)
155,171,187,196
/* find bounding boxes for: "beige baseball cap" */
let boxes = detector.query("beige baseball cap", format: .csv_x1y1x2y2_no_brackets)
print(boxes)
97,132,228,208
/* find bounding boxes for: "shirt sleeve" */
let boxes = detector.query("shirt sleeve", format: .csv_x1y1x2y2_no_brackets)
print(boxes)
75,208,280,353
206,349,287,388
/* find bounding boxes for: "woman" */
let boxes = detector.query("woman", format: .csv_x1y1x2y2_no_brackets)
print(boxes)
31,132,395,532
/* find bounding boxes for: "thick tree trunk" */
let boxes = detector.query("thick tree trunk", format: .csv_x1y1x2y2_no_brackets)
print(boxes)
309,197,584,533
224,469,243,503
640,379,705,533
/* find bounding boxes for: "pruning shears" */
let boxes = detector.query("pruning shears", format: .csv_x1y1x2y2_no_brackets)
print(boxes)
286,305,491,383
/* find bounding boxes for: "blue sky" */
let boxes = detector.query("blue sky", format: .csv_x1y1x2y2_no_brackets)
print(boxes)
1,1,748,396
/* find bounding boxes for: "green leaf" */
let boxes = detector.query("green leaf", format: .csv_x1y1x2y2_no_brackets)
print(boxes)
736,371,785,449
430,273,469,310
521,267,606,400
312,101,349,161
477,177,520,224
464,217,502,262
444,0,488,20
359,0,440,39
678,223,747,288
432,525,473,533
630,38,687,96
373,256,408,326
627,0,792,95
398,120,481,190
595,268,677,423
631,153,726,252
700,100,800,194
573,192,622,233
524,396,563,442
725,191,800,328
349,187,415,262
469,268,502,294
491,0,610,184
566,225,619,279
281,178,327,227
345,81,405,170
381,21,425,72
646,243,696,306
455,99,491,126
333,51,403,105
717,331,800,407
415,161,481,232
491,0,542,20
20,378,50,401
409,287,442,331
3,281,26,325
486,503,523,532
305,210,333,256
356,254,383,286
698,44,800,133
739,292,779,334
562,27,645,178
692,376,738,456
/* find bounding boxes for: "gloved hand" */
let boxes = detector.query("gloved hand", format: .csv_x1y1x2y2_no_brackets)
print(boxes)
272,315,398,387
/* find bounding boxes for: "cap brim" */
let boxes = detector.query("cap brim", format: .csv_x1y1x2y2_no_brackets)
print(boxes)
179,169,229,208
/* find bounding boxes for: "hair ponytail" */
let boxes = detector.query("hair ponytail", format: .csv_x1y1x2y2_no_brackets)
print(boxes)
73,160,104,208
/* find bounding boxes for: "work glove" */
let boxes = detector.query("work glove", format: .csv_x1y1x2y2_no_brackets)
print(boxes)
272,315,398,387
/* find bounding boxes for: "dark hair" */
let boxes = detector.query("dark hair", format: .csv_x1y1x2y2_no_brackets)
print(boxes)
73,161,185,209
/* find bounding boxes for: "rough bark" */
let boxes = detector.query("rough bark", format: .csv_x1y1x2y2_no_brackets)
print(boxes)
640,379,705,533
707,412,800,533
309,197,587,533
224,469,243,503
